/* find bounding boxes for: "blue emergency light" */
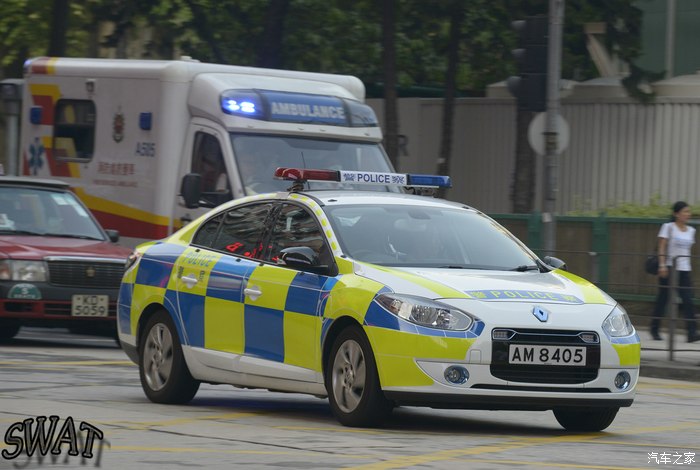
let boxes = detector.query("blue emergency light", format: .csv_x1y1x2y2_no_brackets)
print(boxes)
274,168,452,188
220,89,379,128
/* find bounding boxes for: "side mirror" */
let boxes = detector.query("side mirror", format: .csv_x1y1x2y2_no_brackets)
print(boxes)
278,246,328,274
543,255,567,271
104,229,120,243
180,173,202,209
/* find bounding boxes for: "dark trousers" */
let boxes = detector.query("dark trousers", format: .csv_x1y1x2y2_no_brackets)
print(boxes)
651,270,698,340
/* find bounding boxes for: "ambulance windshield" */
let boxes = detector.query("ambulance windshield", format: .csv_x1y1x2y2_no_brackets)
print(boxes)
231,134,397,195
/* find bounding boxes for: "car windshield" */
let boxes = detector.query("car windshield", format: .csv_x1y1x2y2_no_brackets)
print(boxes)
324,204,538,270
0,186,104,240
230,134,398,195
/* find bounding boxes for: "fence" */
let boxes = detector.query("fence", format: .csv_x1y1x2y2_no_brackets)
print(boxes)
492,213,700,360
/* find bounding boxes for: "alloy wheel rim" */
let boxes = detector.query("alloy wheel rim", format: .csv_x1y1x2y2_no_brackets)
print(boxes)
331,339,366,413
143,323,174,391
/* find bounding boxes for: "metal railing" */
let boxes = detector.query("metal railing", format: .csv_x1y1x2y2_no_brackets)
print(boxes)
546,249,698,360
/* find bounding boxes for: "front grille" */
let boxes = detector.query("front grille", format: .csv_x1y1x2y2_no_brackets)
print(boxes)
48,260,125,288
491,328,600,384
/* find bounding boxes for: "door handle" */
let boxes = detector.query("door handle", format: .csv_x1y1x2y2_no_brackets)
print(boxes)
244,286,262,301
181,274,198,289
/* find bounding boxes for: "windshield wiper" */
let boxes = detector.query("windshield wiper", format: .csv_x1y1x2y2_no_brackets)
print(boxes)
511,264,540,272
43,233,104,241
0,229,46,236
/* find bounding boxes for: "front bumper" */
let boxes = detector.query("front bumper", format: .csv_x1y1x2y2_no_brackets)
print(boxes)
1,281,118,326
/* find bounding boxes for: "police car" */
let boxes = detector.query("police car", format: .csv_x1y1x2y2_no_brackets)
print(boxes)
117,168,640,431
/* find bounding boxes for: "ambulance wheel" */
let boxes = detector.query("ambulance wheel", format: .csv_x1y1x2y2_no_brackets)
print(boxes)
139,311,200,404
326,326,392,427
553,406,619,432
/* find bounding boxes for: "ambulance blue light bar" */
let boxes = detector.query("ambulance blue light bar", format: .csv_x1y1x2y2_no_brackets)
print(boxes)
274,168,451,188
220,89,379,127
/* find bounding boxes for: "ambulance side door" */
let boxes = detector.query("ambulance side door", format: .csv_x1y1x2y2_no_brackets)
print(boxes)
174,121,243,230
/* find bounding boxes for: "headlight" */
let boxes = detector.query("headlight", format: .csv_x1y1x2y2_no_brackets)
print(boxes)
602,304,635,337
0,260,48,282
375,294,473,330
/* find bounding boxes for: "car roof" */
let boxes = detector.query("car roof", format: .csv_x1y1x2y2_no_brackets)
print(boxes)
0,176,70,190
300,190,473,210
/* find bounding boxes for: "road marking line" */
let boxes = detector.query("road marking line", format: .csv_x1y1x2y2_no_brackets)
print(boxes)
457,459,650,469
0,360,134,366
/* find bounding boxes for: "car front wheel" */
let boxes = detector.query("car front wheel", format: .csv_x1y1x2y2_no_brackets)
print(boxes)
326,326,392,427
553,406,619,432
139,311,199,404
0,321,20,341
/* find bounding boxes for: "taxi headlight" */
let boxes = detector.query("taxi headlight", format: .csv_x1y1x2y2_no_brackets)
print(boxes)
0,260,48,282
602,305,635,337
375,294,473,330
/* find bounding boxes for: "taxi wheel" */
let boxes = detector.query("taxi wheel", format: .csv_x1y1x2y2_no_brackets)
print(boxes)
139,311,200,404
0,322,20,341
326,326,392,427
553,406,619,432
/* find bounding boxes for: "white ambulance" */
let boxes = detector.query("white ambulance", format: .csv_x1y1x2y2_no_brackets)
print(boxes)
18,57,393,246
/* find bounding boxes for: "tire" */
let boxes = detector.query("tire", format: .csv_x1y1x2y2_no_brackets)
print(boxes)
138,311,200,404
325,326,392,427
0,322,20,342
553,406,619,432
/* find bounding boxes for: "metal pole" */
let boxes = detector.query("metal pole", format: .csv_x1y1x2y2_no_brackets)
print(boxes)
667,257,677,361
543,0,565,256
665,0,676,79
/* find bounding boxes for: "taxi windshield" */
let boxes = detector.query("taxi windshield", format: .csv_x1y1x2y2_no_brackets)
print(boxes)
0,186,105,240
325,204,538,270
230,134,397,195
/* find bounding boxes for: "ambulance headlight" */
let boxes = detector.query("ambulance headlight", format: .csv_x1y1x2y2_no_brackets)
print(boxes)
375,294,472,330
602,305,635,337
0,260,48,282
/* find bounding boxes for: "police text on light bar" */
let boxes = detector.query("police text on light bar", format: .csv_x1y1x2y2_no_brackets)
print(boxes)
273,168,451,188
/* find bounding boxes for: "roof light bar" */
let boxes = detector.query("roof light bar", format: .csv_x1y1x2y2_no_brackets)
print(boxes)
273,168,451,188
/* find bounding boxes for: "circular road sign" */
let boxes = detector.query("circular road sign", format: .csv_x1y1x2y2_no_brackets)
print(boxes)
527,112,570,155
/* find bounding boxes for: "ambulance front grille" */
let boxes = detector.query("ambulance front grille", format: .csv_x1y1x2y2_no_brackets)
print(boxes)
48,261,125,288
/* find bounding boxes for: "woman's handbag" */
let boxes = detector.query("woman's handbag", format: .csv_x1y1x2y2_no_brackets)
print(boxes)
645,223,673,275
645,254,659,275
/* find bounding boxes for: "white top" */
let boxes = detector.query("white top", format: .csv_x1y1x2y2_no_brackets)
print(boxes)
659,222,696,271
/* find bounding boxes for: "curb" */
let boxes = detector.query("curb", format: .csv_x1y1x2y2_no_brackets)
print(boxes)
640,360,700,382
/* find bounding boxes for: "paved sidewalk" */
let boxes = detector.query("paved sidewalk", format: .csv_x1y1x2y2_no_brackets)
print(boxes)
638,328,700,381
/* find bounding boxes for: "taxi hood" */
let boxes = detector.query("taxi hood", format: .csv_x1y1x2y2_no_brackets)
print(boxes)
0,236,132,261
356,263,615,307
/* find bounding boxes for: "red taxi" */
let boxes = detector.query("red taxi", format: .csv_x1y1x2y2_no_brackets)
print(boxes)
0,176,132,340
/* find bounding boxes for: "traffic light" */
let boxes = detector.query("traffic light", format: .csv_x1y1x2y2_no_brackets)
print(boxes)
506,15,548,112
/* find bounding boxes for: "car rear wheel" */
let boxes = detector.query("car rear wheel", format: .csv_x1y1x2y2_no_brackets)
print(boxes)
326,326,392,427
0,321,20,341
139,311,199,404
553,406,619,432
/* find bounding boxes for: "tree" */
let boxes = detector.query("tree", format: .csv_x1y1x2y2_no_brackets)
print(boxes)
435,1,464,198
381,0,399,169
256,0,290,68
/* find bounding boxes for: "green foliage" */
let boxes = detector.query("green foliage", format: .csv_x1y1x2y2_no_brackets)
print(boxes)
0,0,649,98
568,194,700,218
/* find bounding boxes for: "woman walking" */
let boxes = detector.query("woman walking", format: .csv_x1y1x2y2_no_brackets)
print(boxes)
651,201,699,342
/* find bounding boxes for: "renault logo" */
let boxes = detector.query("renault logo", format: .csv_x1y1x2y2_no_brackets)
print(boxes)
85,266,96,278
532,306,549,322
